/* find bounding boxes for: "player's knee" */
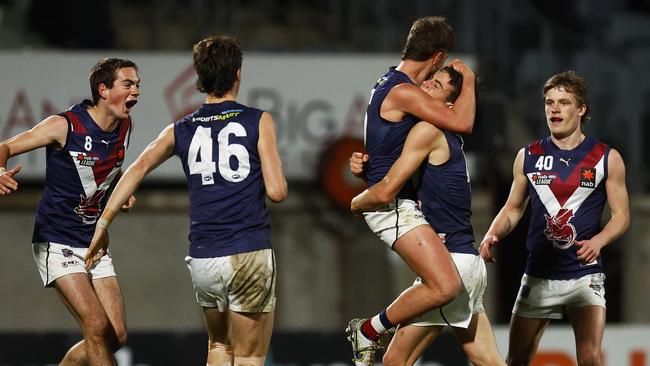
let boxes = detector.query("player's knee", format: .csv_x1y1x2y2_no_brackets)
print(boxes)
468,352,506,366
436,275,462,305
207,342,233,366
576,347,602,366
233,356,265,366
382,349,406,366
110,328,127,352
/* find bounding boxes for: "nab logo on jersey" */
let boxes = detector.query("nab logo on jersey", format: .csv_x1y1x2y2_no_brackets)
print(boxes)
116,146,125,167
580,167,596,188
75,152,99,167
531,173,557,186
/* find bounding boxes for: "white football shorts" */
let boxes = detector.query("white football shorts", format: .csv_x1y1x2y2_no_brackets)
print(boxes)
185,248,276,313
408,252,487,328
513,272,606,319
362,198,429,248
32,242,116,287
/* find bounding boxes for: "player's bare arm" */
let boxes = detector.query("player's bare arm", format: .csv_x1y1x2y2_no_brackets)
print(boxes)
384,62,475,134
351,122,442,214
480,148,529,262
0,115,68,195
84,124,176,268
113,170,137,212
258,112,287,203
576,148,630,263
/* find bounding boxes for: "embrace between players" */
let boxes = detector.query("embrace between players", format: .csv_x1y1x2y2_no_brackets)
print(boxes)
347,16,628,366
0,15,629,366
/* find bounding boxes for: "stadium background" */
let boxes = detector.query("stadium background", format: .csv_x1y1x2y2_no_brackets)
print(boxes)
0,0,649,365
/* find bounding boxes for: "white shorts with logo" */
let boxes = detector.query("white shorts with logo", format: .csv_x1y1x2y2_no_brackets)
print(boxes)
32,242,116,287
185,248,276,313
513,273,606,319
408,253,487,328
362,198,429,248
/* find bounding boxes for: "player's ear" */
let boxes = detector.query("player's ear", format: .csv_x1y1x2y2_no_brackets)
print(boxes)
236,69,241,81
432,51,447,69
98,83,108,99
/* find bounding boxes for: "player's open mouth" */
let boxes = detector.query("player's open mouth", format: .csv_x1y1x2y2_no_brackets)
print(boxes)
126,100,137,109
550,117,563,123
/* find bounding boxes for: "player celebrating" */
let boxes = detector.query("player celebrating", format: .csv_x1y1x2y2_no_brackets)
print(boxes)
351,66,505,366
480,71,630,366
84,34,287,366
0,58,139,365
346,16,476,366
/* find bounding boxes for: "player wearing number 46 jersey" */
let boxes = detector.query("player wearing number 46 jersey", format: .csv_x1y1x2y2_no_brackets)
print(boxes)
480,71,630,366
0,57,140,365
84,34,287,366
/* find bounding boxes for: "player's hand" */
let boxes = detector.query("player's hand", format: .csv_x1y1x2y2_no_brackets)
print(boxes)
120,195,136,213
349,152,368,180
479,234,499,263
575,239,602,265
447,59,475,79
84,227,110,269
0,165,22,195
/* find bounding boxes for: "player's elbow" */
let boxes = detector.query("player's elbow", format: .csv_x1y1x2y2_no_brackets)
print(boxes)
266,183,288,203
376,190,395,206
457,121,473,134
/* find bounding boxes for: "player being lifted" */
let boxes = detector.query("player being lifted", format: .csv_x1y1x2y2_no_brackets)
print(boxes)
346,15,476,366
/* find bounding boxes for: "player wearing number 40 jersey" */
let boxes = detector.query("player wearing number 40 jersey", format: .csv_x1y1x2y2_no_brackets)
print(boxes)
480,71,630,366
0,58,140,365
84,34,287,366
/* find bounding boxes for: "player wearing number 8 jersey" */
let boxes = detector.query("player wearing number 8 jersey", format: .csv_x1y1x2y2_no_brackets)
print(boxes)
0,57,140,365
84,34,287,366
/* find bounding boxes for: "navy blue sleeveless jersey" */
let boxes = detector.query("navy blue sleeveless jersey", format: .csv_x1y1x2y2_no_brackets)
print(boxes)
418,131,477,255
523,136,609,280
364,67,419,200
174,101,271,258
32,100,131,247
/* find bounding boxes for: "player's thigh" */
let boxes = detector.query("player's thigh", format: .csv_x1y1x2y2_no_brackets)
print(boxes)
385,324,443,366
506,314,550,365
454,312,504,366
204,307,229,344
566,306,605,353
393,225,458,285
93,276,127,341
54,273,109,327
229,311,274,357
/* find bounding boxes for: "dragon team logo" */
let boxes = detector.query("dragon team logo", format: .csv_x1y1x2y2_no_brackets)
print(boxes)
74,189,106,225
544,208,577,249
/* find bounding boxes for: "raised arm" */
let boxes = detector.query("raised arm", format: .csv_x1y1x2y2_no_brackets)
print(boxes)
387,61,476,134
575,148,630,263
0,115,68,195
479,148,529,262
258,112,287,203
351,122,442,214
84,124,176,268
